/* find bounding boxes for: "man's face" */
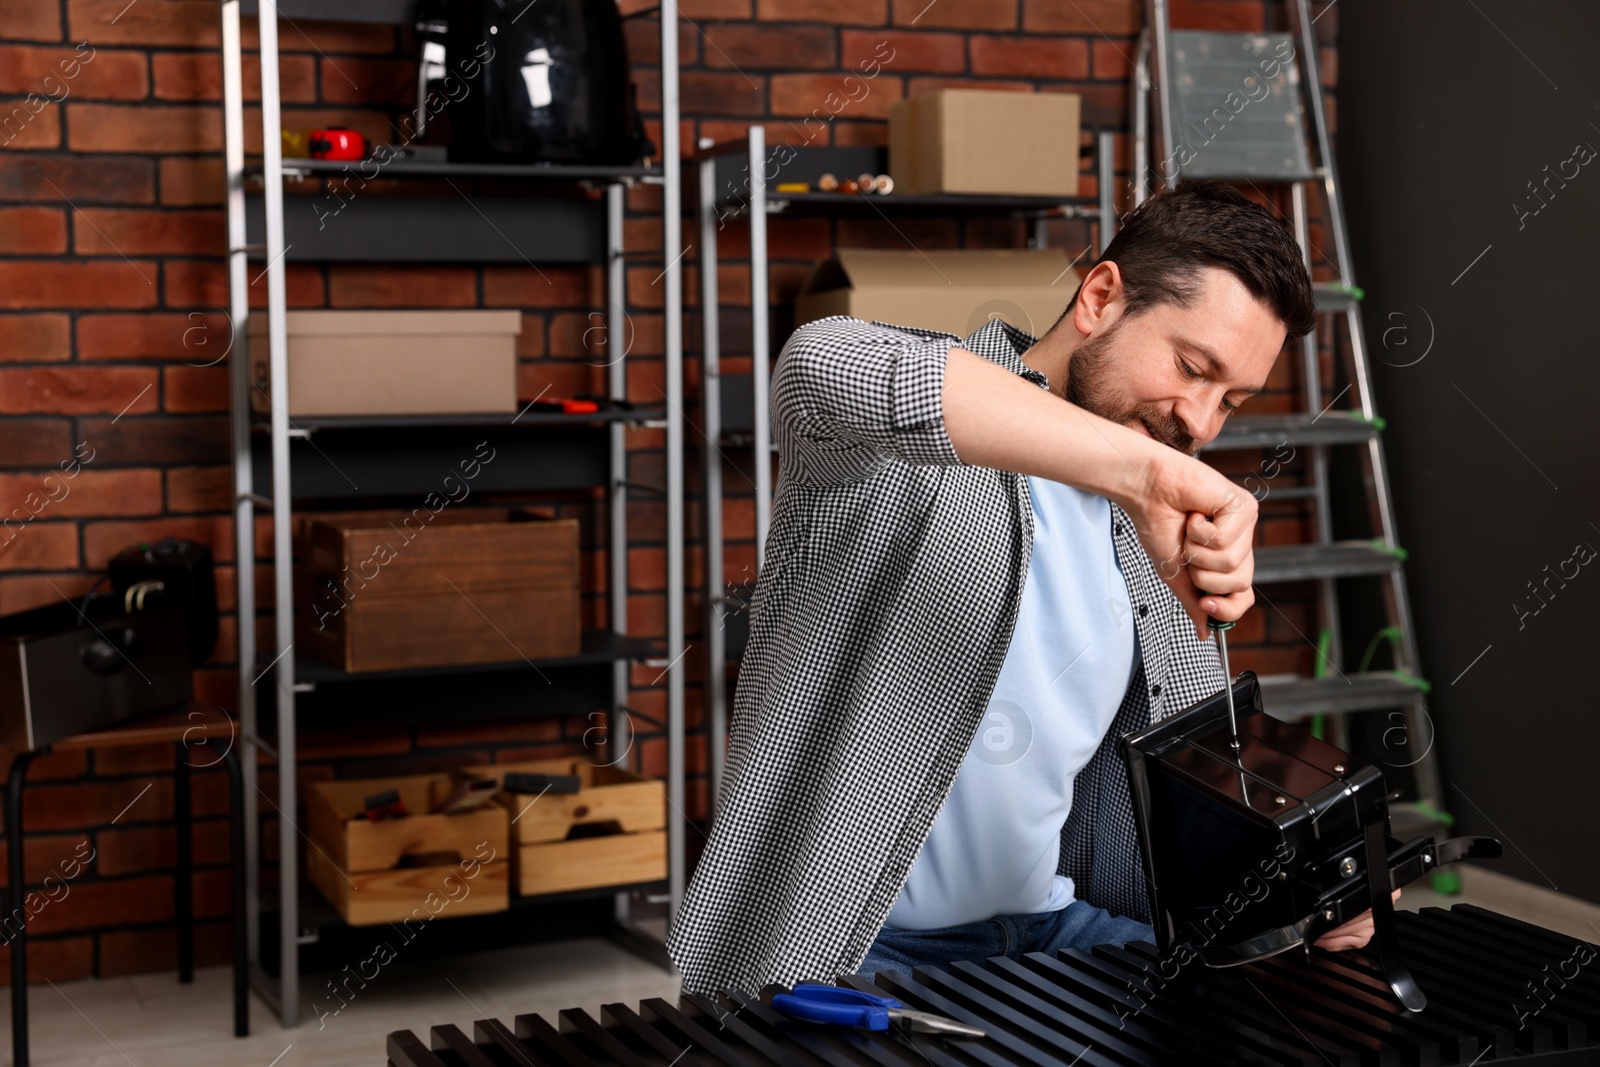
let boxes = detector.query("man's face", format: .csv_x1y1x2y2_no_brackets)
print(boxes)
1063,266,1287,455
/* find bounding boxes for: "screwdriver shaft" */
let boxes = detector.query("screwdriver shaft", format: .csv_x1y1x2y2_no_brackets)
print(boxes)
1211,620,1240,751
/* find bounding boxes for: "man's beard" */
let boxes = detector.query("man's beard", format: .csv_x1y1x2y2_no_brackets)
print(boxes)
1064,321,1197,455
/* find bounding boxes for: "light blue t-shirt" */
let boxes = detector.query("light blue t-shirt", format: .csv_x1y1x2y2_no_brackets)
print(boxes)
885,476,1139,930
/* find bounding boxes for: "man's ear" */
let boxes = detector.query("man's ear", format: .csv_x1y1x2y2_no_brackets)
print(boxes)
1071,260,1124,338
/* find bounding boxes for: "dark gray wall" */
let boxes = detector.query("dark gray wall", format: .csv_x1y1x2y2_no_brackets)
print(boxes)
1338,1,1600,900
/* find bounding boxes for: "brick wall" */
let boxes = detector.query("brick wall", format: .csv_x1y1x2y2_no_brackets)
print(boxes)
0,0,1336,982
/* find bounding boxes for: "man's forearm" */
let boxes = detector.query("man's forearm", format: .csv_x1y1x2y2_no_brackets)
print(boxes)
940,345,1171,508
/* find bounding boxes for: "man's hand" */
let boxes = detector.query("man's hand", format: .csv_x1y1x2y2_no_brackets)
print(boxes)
1125,448,1258,641
1314,889,1402,951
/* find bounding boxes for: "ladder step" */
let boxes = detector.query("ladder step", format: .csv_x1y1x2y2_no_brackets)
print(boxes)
1202,411,1381,451
1255,540,1405,583
1260,672,1427,720
1313,282,1363,312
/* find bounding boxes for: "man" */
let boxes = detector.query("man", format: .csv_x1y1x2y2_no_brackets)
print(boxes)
667,180,1385,996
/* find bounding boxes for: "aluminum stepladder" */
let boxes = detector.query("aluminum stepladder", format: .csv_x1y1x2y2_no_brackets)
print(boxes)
1131,0,1446,842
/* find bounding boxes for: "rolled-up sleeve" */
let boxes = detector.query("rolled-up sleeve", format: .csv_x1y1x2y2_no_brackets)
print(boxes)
772,316,964,485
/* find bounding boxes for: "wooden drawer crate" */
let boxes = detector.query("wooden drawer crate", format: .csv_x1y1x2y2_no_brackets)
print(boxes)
469,759,666,897
305,774,509,925
295,507,580,674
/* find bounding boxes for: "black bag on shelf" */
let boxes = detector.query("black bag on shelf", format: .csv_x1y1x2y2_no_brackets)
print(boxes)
439,0,652,166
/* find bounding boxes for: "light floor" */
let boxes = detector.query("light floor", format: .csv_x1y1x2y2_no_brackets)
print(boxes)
7,869,1599,1067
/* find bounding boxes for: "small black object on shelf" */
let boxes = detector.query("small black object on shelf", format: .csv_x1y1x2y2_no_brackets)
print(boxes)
109,537,219,667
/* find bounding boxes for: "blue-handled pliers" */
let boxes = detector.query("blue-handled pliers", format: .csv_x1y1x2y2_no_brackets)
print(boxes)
771,984,987,1038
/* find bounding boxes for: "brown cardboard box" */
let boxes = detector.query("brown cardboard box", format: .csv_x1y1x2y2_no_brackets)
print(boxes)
247,309,520,417
792,247,1083,339
889,89,1081,197
295,508,581,673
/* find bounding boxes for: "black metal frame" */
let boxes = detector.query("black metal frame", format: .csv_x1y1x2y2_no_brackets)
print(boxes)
4,741,249,1067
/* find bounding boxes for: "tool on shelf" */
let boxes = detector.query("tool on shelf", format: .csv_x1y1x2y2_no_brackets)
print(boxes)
771,984,987,1039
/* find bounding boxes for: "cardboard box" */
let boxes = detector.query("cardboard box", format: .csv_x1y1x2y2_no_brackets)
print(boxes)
248,309,519,417
792,247,1083,339
295,508,581,673
466,758,667,897
304,773,510,925
889,89,1081,197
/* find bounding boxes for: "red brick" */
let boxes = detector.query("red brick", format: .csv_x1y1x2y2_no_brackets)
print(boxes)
0,522,78,570
0,835,91,887
68,0,218,47
843,30,965,74
82,516,232,568
95,821,233,875
163,365,228,413
0,937,94,985
0,155,154,204
0,470,162,518
318,57,416,106
163,260,324,310
970,35,1089,79
78,415,229,467
0,420,73,466
1023,0,1140,34
0,366,158,415
1092,39,1134,81
703,25,836,70
0,206,66,254
11,0,62,42
158,157,223,205
415,719,563,749
78,311,230,361
297,726,411,761
0,260,159,308
832,121,887,146
483,265,594,308
73,208,225,256
519,360,602,401
1168,0,1264,31
67,103,219,153
0,97,62,149
769,73,904,120
515,314,547,358
0,314,70,361
25,875,176,935
327,265,477,308
97,919,236,977
0,45,148,100
906,75,1033,96
0,573,95,613
152,51,315,103
673,72,768,118
166,466,230,512
623,18,697,68
894,0,1014,28
21,778,171,832
757,0,885,23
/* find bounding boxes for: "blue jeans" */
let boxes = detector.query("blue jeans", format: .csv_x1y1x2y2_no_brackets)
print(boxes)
858,901,1153,979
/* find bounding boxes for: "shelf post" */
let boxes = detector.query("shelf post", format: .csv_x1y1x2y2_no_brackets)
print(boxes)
661,0,687,924
256,0,300,1026
747,128,771,565
218,0,261,979
697,142,727,811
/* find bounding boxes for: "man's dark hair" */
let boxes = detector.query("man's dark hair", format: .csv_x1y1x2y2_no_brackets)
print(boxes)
1063,179,1316,341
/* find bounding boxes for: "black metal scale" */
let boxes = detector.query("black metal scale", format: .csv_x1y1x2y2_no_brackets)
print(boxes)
386,669,1593,1066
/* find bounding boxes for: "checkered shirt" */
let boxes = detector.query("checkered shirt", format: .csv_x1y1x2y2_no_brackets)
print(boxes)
665,314,1224,995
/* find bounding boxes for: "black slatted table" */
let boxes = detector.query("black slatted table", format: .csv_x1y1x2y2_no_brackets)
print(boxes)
386,906,1600,1067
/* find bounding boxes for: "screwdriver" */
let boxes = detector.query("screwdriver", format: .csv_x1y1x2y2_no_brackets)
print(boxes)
1209,617,1240,751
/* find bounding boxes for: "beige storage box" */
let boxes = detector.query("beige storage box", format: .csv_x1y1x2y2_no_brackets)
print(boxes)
889,89,1081,197
466,758,666,897
793,247,1083,339
248,309,519,417
304,773,510,926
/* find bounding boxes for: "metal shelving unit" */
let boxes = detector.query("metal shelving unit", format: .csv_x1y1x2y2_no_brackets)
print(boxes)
695,130,1115,805
219,0,686,1027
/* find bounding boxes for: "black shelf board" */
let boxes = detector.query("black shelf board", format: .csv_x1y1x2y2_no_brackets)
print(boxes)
283,630,662,686
260,157,661,182
250,404,665,433
718,191,1093,217
240,0,414,22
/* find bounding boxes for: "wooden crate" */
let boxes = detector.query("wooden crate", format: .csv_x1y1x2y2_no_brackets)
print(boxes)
294,507,579,674
304,774,509,925
467,758,666,897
